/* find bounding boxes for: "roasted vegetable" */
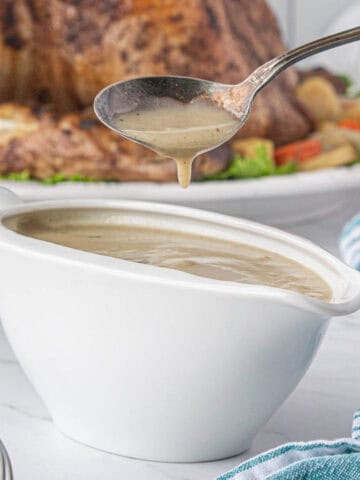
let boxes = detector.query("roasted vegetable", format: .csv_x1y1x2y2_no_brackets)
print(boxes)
232,138,274,161
296,77,341,122
338,119,360,131
298,144,357,172
313,124,360,152
275,139,322,165
339,99,360,122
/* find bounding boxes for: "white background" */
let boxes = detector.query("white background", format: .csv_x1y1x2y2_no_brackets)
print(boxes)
269,0,358,46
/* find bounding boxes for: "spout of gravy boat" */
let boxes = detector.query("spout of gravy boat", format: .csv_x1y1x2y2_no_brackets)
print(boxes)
0,185,359,462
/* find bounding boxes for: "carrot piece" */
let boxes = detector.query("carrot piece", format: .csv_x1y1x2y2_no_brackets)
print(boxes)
338,119,360,131
275,139,322,165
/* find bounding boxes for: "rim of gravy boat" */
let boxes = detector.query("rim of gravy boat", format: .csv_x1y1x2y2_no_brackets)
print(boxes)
0,197,359,318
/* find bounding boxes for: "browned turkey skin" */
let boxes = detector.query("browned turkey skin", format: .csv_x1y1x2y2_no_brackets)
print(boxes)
0,0,313,182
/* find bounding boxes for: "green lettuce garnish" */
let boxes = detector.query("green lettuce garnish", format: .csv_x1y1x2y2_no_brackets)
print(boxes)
0,171,98,183
205,145,296,181
338,73,360,98
42,173,98,184
338,73,353,91
0,170,31,181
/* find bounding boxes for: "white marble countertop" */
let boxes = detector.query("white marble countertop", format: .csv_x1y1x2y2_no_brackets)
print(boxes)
2,201,360,480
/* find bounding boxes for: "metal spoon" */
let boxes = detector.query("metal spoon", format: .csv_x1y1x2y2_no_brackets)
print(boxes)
94,26,360,162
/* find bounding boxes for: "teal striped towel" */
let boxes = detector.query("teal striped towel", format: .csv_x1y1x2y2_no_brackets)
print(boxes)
217,410,360,479
340,213,360,270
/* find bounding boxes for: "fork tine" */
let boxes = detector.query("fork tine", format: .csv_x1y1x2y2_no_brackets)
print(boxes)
0,440,13,480
0,446,5,480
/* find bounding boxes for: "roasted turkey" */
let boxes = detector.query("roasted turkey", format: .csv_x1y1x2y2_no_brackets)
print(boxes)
0,0,313,182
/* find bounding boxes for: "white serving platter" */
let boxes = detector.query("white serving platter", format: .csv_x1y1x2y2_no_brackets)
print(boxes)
1,164,360,226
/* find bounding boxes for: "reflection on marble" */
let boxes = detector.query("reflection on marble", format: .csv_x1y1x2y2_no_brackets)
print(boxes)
2,201,360,480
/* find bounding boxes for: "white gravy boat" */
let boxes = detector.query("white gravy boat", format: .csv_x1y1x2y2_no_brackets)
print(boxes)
0,186,359,462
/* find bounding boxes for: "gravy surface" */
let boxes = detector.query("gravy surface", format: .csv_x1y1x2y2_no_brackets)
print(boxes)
4,209,331,301
115,97,238,188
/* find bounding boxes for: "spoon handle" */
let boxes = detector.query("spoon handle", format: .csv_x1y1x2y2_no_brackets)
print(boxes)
248,26,360,92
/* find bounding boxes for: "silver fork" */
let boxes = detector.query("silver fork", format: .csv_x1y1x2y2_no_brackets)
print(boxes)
0,440,13,480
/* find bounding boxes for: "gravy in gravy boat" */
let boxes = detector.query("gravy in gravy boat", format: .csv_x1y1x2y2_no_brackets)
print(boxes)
5,208,331,301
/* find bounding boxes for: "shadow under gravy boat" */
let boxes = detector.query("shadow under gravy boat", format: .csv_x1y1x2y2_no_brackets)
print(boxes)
0,186,359,462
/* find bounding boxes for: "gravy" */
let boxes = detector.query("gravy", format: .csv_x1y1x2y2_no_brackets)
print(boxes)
115,97,239,188
5,209,331,301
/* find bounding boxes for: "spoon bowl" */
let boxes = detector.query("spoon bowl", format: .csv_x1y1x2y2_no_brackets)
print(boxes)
94,75,241,148
94,76,242,187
